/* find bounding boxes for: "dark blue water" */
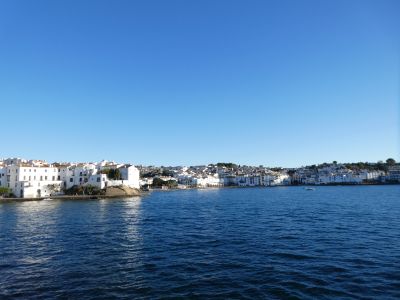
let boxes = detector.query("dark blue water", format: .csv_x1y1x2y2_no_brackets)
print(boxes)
1,186,399,299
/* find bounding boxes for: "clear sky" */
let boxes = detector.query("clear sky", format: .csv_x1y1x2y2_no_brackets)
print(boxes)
0,0,399,167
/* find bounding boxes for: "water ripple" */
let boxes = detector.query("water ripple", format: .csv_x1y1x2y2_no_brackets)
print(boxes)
1,186,400,299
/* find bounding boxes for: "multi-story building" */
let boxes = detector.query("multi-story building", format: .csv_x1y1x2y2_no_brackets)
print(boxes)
0,159,140,198
388,166,400,182
4,165,63,198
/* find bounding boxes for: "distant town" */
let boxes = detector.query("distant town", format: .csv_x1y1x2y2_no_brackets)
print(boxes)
0,158,399,199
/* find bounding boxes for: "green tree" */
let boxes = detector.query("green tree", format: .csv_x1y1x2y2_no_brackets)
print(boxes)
84,185,102,195
386,158,396,166
100,168,122,180
166,180,178,188
47,184,60,195
162,170,173,177
110,169,121,180
152,177,165,187
216,162,237,169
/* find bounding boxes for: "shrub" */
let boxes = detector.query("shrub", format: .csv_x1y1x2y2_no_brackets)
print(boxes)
64,185,104,196
0,187,10,197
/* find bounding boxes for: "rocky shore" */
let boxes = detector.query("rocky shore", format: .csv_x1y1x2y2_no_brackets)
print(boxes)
0,186,141,201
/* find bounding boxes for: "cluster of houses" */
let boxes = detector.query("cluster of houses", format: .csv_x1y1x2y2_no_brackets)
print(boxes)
1,158,399,198
0,158,140,198
139,164,291,189
292,165,387,185
139,163,400,189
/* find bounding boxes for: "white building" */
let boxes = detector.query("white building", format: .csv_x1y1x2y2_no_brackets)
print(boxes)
3,165,63,198
388,166,400,182
237,175,261,187
177,173,223,188
63,164,97,189
0,166,7,189
0,159,140,198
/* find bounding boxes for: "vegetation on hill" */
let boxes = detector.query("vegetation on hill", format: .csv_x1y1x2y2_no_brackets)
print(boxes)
302,158,398,172
343,159,397,172
216,162,238,169
386,158,396,166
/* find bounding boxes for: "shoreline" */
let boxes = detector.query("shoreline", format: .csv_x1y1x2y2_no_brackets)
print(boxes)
0,194,143,202
1,183,399,202
148,182,400,192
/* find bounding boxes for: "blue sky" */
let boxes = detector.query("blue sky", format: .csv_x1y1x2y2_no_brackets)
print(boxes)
0,0,399,167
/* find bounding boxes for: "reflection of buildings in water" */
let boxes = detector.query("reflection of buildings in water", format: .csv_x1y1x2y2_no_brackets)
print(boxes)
109,197,144,269
5,198,144,266
120,197,143,244
11,200,60,265
97,197,143,243
14,200,60,232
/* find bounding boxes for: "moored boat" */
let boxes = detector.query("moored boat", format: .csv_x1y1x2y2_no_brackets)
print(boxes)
304,187,315,191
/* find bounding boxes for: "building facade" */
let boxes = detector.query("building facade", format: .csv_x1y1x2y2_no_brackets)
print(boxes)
0,161,140,199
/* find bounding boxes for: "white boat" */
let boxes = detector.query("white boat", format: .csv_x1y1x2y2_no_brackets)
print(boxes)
304,187,315,191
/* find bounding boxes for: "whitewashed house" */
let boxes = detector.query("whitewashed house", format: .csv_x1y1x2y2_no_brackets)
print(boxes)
85,164,140,189
4,165,63,198
0,160,140,198
64,164,97,189
388,166,400,182
0,166,7,189
237,175,261,187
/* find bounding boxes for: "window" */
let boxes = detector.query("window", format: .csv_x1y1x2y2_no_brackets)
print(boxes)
97,178,101,182
57,176,60,180
40,176,43,181
45,176,47,180
23,176,26,180
79,178,82,182
70,178,73,182
52,176,55,181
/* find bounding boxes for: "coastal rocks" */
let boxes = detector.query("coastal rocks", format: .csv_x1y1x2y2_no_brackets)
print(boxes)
104,186,141,197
